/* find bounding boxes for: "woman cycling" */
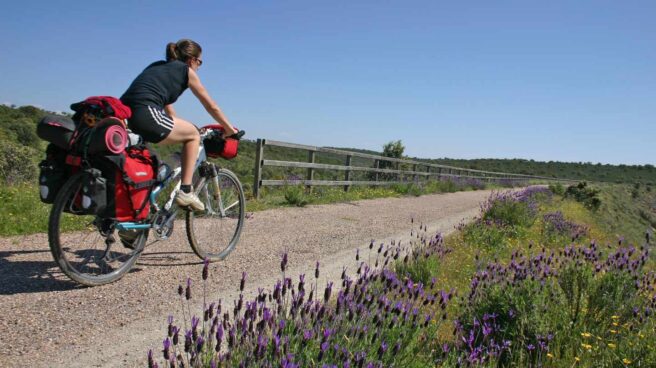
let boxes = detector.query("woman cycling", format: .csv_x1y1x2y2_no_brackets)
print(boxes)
120,39,238,211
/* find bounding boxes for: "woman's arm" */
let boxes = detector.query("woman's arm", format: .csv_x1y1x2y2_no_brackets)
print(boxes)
188,68,238,136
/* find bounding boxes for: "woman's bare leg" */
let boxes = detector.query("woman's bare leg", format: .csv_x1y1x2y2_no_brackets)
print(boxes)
158,117,200,185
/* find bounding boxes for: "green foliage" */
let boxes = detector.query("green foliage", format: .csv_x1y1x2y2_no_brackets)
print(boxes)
565,182,602,211
483,197,536,229
0,139,39,184
283,185,309,207
462,223,508,249
423,157,656,184
548,182,565,196
382,140,405,159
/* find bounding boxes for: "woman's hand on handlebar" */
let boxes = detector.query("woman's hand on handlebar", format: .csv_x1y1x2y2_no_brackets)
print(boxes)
222,125,238,138
224,129,245,140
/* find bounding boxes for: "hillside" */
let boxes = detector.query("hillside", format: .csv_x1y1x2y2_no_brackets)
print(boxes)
2,104,654,186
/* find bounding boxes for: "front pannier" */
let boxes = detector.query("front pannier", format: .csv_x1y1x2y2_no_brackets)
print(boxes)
202,125,239,159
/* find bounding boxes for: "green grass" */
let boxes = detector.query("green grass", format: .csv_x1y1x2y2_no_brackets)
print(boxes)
401,187,656,367
0,183,86,236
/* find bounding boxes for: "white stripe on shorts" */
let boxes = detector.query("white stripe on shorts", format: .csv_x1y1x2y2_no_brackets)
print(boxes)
148,106,174,129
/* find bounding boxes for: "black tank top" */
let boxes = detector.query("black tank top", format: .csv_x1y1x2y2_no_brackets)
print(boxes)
120,60,189,108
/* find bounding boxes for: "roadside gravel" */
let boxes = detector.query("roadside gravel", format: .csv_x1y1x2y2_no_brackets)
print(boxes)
0,189,495,367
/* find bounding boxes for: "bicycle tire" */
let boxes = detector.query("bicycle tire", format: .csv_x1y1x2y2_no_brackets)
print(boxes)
48,172,146,286
186,168,245,260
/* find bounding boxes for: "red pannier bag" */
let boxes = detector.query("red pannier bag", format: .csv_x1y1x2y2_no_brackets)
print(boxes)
91,145,158,222
202,125,239,159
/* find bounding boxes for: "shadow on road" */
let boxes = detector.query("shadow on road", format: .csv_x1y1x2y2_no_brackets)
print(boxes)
137,250,204,267
0,249,82,294
0,248,202,295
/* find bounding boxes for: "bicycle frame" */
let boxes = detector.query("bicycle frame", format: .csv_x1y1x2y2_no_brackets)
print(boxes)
115,130,214,232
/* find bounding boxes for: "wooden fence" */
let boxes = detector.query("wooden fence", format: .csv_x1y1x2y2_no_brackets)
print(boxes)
252,139,578,199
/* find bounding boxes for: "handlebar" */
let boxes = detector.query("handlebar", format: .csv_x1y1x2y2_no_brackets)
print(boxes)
230,130,246,140
199,127,246,141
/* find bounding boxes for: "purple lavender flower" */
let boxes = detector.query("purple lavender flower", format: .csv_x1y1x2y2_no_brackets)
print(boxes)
281,252,288,273
185,278,192,300
240,271,247,292
202,258,209,280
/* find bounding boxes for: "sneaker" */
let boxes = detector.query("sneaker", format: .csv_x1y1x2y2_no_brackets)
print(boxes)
175,191,205,211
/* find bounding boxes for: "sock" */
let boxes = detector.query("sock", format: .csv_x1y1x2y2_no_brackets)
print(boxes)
180,184,192,193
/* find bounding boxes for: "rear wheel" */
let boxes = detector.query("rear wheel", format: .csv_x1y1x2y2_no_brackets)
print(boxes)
186,168,245,260
48,172,146,286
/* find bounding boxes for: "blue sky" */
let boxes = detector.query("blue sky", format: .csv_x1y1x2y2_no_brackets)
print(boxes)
1,0,654,165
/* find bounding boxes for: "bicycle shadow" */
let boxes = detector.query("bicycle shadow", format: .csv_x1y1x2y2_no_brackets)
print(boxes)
0,249,81,295
137,250,204,267
0,248,202,295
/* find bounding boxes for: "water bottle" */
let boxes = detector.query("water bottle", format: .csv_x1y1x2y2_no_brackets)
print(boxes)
157,163,172,182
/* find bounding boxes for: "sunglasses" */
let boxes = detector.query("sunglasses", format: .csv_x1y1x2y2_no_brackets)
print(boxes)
195,58,203,67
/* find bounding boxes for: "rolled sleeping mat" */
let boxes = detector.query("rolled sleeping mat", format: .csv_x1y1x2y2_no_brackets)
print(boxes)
86,118,128,154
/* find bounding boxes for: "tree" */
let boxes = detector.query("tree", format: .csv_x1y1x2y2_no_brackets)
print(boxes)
382,140,405,159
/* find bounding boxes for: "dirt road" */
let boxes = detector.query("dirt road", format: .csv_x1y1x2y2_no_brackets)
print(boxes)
0,189,494,367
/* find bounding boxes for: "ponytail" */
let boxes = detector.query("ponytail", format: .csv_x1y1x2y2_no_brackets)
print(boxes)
165,39,202,62
165,42,179,62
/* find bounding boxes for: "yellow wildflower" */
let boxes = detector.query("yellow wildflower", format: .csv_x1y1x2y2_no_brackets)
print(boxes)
612,315,620,319
613,322,619,327
610,330,618,334
623,358,632,365
547,353,554,359
581,344,592,350
581,332,592,338
608,343,617,349
575,357,581,362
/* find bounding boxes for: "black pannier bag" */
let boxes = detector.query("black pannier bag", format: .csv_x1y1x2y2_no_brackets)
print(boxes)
38,144,71,204
85,146,158,221
79,168,107,215
36,115,76,149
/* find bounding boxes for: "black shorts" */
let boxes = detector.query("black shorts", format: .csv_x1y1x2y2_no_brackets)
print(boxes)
127,105,174,143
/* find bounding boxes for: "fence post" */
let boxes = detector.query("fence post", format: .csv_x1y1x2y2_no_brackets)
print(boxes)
374,159,380,183
412,164,418,184
396,162,401,182
306,150,315,192
253,139,264,200
344,155,352,192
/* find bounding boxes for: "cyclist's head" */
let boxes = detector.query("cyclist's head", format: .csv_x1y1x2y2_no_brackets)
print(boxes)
166,39,203,68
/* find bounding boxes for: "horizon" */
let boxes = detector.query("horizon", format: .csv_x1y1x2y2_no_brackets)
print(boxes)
1,101,652,168
1,1,654,166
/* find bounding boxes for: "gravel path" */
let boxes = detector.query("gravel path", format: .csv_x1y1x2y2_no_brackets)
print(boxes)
0,189,494,368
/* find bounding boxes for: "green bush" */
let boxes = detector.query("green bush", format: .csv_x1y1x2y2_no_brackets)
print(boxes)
283,185,309,207
548,182,565,196
565,182,601,211
0,139,39,184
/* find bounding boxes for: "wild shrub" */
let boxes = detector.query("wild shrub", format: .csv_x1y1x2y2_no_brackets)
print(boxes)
440,243,656,367
565,182,601,211
461,188,548,249
548,182,565,196
541,211,588,243
0,139,38,184
283,185,308,207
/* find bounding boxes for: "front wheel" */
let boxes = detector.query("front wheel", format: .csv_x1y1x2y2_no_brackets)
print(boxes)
48,172,146,286
186,168,245,260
